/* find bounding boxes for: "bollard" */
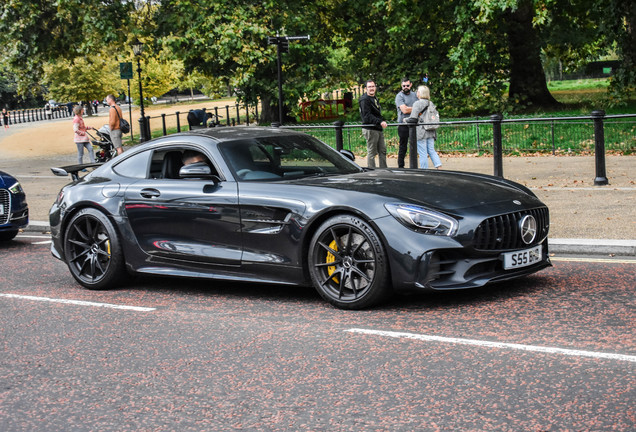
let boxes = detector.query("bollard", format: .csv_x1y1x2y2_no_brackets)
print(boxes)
145,115,151,140
334,120,344,151
491,114,504,178
176,111,181,132
591,110,609,185
235,103,240,125
139,117,147,142
225,105,231,126
405,117,418,168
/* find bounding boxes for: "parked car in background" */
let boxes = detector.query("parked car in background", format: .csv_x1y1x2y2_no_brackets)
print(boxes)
0,170,29,241
50,127,551,309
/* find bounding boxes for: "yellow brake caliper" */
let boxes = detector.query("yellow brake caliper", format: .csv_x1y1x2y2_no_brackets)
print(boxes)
326,240,338,283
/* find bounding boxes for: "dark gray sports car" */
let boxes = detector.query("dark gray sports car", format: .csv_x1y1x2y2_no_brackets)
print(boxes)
50,127,550,309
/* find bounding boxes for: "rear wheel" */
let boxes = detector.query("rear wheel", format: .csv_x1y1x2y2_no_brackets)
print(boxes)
308,215,390,309
63,208,125,289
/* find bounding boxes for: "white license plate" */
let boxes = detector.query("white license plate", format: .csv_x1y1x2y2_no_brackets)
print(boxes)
502,245,542,270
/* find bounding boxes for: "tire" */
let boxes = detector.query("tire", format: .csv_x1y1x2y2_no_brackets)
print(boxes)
0,230,19,241
63,208,125,290
308,215,391,309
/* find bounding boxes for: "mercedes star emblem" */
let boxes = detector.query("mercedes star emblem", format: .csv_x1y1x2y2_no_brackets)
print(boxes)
519,215,537,245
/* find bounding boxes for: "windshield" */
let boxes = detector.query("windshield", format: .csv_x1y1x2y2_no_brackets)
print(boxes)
219,134,362,181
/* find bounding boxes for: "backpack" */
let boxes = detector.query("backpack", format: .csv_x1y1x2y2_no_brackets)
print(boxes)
419,102,440,131
112,106,130,134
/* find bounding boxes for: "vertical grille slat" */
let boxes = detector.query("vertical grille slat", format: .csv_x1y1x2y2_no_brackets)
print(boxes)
473,207,549,251
0,189,10,225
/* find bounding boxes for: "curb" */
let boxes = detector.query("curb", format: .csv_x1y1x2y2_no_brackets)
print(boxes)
22,221,636,257
548,238,636,257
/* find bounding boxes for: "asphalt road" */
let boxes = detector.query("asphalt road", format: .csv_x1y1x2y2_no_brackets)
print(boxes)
1,234,635,431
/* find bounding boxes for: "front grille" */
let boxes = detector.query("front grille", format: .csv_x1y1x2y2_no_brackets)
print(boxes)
0,189,10,224
473,207,549,251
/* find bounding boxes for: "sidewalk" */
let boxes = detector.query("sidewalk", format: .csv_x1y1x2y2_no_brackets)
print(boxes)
1,120,634,256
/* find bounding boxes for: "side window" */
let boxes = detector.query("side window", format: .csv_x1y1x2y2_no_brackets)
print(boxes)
112,150,151,178
149,147,219,180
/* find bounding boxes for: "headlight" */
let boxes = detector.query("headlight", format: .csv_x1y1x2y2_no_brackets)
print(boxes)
385,203,458,236
8,181,24,195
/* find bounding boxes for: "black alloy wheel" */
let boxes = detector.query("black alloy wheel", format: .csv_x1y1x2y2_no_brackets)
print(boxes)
63,208,125,289
309,215,390,309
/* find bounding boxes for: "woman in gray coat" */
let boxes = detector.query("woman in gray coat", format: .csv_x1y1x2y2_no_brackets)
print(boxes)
408,85,442,169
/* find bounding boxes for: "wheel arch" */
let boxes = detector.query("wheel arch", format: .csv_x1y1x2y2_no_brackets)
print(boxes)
299,207,392,283
59,202,122,251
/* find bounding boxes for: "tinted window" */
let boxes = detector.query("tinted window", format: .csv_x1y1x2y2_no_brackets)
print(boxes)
112,150,151,178
219,134,362,181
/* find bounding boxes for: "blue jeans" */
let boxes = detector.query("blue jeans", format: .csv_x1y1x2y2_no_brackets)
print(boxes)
417,138,441,169
76,141,95,164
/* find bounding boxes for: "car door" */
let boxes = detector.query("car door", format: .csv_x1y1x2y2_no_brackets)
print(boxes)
122,147,242,266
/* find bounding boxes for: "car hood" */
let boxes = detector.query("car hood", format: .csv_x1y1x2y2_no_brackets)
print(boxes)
0,170,18,188
294,169,541,213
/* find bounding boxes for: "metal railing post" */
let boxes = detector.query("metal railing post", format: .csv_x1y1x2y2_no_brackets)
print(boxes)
405,117,418,168
161,113,167,136
491,114,504,177
334,120,344,151
225,105,231,126
591,110,609,185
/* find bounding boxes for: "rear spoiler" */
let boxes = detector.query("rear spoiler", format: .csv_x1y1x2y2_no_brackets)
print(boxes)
51,163,103,181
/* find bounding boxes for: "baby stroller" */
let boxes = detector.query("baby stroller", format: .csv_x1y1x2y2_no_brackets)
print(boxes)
87,125,117,163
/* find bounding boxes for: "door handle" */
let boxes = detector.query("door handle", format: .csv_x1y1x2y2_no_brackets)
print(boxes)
140,188,161,198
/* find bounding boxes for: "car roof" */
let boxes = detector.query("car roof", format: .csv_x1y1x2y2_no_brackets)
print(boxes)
172,126,305,143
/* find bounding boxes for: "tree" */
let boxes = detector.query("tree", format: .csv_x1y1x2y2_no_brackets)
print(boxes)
43,54,123,107
0,0,133,95
154,0,347,122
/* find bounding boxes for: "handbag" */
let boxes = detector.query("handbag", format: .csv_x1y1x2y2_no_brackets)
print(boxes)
112,106,130,134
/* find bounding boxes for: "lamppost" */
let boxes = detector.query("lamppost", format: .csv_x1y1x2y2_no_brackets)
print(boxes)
131,38,148,142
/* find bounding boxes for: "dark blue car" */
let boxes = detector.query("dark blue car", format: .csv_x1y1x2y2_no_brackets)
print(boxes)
0,170,29,241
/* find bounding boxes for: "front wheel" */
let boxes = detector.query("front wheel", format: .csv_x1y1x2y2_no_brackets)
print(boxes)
0,230,19,241
63,208,125,290
308,215,391,309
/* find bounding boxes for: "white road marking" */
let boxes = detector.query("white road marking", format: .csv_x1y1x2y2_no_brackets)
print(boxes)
0,293,156,312
551,256,636,264
346,328,636,363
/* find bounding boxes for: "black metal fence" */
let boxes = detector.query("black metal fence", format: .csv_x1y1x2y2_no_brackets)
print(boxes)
283,112,635,156
280,111,635,186
138,101,260,141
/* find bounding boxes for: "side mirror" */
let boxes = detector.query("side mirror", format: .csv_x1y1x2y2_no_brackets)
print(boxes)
179,162,219,182
339,149,355,162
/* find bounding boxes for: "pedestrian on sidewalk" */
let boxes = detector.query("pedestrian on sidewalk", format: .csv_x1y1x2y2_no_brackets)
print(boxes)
395,77,418,168
106,94,124,155
359,80,388,168
72,105,95,164
2,108,9,131
409,85,442,169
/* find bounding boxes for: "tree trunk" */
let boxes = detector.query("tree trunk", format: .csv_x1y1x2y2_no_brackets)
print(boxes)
258,94,294,124
505,0,560,108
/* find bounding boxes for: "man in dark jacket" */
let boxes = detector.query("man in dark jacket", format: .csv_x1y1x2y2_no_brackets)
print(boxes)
359,80,387,168
187,109,213,128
